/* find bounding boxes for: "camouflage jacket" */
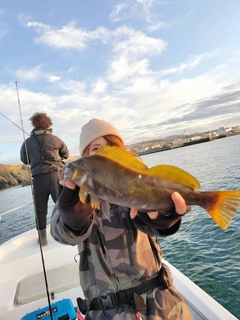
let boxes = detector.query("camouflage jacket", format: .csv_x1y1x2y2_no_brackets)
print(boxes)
50,200,193,320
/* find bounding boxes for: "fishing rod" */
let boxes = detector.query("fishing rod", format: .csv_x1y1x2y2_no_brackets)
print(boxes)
0,111,29,136
15,81,54,320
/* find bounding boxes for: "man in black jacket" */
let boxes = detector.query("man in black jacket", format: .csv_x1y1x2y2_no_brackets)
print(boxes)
20,112,69,246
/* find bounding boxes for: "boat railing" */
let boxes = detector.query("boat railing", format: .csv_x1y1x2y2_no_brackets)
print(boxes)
0,203,33,222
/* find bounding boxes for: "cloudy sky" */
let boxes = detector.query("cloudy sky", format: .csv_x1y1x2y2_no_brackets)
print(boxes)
0,0,240,164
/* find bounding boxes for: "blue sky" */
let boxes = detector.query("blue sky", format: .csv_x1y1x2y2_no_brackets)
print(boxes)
0,0,240,164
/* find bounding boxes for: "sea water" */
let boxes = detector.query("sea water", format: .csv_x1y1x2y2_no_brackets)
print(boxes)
0,134,240,318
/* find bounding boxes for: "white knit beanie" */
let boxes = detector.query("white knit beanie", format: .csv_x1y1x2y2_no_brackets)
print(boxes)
79,119,124,156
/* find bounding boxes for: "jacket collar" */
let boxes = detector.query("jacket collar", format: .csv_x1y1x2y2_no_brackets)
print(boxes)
31,127,53,136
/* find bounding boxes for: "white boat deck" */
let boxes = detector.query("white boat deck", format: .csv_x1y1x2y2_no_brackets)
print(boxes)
0,227,238,320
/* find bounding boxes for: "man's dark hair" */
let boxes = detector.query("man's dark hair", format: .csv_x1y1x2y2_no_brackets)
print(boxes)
29,112,52,128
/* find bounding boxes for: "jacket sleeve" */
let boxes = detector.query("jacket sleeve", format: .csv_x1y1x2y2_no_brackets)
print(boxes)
20,143,28,164
59,140,69,160
50,185,94,245
50,204,95,245
132,209,190,237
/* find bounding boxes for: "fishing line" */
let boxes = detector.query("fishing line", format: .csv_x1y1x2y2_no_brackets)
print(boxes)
0,111,29,136
15,81,54,320
183,240,189,278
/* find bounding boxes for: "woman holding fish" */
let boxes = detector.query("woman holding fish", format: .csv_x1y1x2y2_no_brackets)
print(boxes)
51,118,194,319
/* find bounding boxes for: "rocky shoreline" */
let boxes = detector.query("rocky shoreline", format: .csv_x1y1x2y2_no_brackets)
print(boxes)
0,156,79,190
0,164,31,190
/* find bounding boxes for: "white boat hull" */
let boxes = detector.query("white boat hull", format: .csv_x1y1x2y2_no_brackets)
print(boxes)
0,227,237,320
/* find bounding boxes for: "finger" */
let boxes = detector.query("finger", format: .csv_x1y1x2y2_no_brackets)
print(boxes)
171,192,186,215
147,211,158,219
64,180,76,190
58,179,64,186
59,179,76,189
130,208,138,219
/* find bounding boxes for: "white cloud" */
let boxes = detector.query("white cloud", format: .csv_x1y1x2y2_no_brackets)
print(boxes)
108,57,150,82
22,21,167,85
109,0,168,30
110,3,128,22
230,49,240,62
91,79,108,93
58,80,86,92
0,85,57,143
48,75,61,82
25,20,166,57
13,66,62,83
0,0,240,168
106,27,167,83
18,12,32,25
1,61,240,162
113,28,167,57
137,0,167,29
159,52,217,76
14,66,42,81
27,21,111,49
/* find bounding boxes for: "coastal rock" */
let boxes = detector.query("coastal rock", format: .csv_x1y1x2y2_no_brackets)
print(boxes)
0,164,31,190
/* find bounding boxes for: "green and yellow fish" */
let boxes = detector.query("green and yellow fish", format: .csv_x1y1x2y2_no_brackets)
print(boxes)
60,146,240,230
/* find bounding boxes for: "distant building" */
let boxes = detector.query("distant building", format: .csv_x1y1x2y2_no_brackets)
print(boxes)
214,127,228,136
128,124,240,153
181,135,202,144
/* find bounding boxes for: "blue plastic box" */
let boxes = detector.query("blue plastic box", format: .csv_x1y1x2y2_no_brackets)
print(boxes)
21,298,76,320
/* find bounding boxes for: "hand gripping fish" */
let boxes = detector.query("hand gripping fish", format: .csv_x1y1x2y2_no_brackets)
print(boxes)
59,146,240,230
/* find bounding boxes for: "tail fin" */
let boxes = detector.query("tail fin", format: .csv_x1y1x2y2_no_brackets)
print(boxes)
203,190,240,230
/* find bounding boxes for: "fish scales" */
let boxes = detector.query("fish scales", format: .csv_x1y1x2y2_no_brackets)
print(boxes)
81,155,210,210
60,146,240,230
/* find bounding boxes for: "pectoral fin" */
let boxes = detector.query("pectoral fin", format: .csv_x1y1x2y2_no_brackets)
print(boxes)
79,181,100,210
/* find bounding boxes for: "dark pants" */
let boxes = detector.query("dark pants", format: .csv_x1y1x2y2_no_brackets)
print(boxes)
33,171,59,230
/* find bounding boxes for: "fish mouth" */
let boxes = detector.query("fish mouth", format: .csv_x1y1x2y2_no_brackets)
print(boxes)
58,166,72,179
58,161,75,179
58,168,65,180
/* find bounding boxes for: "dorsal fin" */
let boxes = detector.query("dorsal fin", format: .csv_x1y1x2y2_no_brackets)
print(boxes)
148,165,200,190
96,146,200,190
95,146,148,172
